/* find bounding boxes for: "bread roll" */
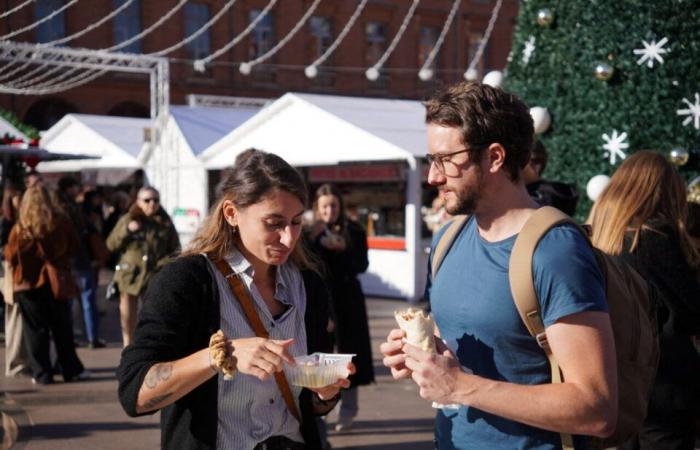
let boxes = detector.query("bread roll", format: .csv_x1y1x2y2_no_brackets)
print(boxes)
394,307,436,353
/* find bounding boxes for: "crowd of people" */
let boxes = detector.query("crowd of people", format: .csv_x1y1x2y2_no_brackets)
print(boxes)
1,81,698,450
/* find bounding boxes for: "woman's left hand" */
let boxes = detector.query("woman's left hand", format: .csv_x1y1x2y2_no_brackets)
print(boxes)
308,362,356,400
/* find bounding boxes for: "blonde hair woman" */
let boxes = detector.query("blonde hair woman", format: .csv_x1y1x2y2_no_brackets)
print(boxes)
118,149,352,450
588,150,700,450
4,185,88,384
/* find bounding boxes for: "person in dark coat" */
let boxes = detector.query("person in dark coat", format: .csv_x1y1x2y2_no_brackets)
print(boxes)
588,151,700,450
118,149,351,450
524,140,580,216
307,183,375,432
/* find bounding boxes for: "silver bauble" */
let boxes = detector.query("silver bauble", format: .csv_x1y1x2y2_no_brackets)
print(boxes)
669,148,690,166
536,8,554,27
594,62,614,81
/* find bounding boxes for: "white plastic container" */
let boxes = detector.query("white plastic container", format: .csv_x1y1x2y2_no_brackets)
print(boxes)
285,353,355,388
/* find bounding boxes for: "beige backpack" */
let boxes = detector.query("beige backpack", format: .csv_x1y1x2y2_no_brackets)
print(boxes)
432,206,659,449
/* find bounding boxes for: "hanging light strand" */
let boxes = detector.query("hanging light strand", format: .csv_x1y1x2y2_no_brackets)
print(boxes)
104,0,189,52
463,0,502,78
0,0,80,41
152,0,237,56
418,0,461,80
0,0,36,20
2,61,67,88
239,0,323,75
366,0,421,81
195,0,279,70
305,0,368,78
0,69,106,95
36,0,137,47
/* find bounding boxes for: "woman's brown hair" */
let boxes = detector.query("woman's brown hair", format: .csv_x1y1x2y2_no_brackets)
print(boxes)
17,185,59,240
183,149,318,270
587,150,699,269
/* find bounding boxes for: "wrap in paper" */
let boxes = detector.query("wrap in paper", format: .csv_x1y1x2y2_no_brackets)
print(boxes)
394,307,436,353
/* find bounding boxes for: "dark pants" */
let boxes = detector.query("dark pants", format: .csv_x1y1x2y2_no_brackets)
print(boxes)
16,284,84,383
620,413,696,450
253,436,307,450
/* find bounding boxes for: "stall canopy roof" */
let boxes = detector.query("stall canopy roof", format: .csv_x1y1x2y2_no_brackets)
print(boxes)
38,114,151,172
0,116,28,141
200,93,427,168
170,105,261,156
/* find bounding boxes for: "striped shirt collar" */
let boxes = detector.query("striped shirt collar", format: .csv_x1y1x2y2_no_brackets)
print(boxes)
225,247,290,303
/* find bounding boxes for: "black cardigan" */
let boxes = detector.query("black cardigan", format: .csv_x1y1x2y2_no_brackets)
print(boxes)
117,255,336,450
620,222,700,417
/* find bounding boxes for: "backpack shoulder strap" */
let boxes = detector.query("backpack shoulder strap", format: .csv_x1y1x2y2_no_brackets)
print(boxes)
509,206,577,450
431,215,469,280
509,206,575,341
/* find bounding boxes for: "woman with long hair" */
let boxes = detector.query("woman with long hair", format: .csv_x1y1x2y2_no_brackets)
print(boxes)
4,185,88,384
106,186,180,347
588,150,700,450
118,149,352,450
307,183,374,432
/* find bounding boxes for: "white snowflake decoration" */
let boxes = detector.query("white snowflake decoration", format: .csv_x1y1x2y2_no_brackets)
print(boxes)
633,37,669,68
677,93,700,130
522,36,536,65
601,129,629,165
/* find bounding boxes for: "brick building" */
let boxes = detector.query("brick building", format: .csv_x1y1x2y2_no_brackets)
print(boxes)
0,0,518,130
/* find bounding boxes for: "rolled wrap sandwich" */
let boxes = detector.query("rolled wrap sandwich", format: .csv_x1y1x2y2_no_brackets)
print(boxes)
394,307,436,353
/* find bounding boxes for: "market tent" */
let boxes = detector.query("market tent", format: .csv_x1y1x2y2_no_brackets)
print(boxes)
201,93,424,168
199,93,429,300
146,105,260,243
0,116,28,141
39,114,151,183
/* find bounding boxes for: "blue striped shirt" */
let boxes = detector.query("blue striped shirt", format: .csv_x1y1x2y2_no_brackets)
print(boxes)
209,250,308,450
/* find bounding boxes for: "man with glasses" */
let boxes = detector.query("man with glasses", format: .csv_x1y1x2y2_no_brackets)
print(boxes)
381,82,616,449
107,187,180,347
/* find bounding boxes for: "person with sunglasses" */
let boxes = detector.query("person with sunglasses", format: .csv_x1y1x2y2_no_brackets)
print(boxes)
107,186,180,347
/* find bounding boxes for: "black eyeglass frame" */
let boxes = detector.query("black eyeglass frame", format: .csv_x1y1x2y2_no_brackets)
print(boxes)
140,197,160,204
425,144,489,174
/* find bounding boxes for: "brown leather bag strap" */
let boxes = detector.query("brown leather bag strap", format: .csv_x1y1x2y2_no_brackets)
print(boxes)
211,257,301,422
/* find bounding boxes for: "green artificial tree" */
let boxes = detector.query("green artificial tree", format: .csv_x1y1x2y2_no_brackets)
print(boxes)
505,0,700,218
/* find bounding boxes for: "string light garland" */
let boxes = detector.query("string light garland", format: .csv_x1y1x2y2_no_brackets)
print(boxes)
0,0,36,20
418,0,461,81
0,69,106,95
2,61,67,88
0,0,80,41
305,0,369,79
36,0,137,48
238,0,323,75
194,0,279,71
463,0,502,80
366,0,421,81
152,0,237,56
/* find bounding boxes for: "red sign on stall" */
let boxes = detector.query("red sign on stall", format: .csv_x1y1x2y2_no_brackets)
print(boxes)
308,164,404,183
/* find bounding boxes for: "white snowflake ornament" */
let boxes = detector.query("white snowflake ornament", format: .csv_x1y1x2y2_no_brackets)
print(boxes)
677,93,700,130
522,36,536,65
633,37,669,68
601,129,629,165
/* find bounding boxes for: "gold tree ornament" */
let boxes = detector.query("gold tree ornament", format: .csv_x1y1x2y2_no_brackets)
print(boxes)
668,148,690,166
594,62,615,81
536,8,554,27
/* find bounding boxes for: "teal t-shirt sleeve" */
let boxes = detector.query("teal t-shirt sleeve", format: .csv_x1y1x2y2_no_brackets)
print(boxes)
532,224,608,327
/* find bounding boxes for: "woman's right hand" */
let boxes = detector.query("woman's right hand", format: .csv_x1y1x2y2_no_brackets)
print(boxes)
231,337,295,381
127,220,141,233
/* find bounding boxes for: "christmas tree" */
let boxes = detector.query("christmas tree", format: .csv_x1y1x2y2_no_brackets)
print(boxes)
504,0,700,217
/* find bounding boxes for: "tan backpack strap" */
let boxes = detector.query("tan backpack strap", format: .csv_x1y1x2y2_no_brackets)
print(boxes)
431,215,469,280
210,256,301,422
509,207,575,450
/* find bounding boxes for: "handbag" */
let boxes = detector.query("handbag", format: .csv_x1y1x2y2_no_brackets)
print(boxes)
37,242,79,301
210,256,301,422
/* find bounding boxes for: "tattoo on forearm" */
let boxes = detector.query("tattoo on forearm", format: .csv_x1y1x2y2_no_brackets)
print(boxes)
144,363,174,389
142,392,173,410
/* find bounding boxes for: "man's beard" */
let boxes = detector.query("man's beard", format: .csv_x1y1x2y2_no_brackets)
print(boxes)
443,167,483,216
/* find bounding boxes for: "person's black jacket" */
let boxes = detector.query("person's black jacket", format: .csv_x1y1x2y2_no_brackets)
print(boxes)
527,180,580,216
620,222,700,418
117,254,336,449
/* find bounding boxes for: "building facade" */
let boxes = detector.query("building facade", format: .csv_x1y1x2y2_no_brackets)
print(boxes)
1,0,518,130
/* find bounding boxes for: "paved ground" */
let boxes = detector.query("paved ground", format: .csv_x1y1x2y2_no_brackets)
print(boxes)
0,270,436,449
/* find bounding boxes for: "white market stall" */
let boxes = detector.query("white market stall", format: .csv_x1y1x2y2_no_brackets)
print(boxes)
200,93,430,301
145,105,260,244
39,114,151,185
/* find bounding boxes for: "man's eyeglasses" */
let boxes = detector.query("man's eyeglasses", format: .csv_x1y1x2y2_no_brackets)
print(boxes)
140,197,159,204
425,145,486,175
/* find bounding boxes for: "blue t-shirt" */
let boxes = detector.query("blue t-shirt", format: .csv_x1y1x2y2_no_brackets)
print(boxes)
427,216,607,450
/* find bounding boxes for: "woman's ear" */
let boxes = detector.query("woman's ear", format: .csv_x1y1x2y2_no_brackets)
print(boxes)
221,199,238,227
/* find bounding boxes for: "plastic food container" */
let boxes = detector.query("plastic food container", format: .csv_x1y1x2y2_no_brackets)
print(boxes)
285,353,354,388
